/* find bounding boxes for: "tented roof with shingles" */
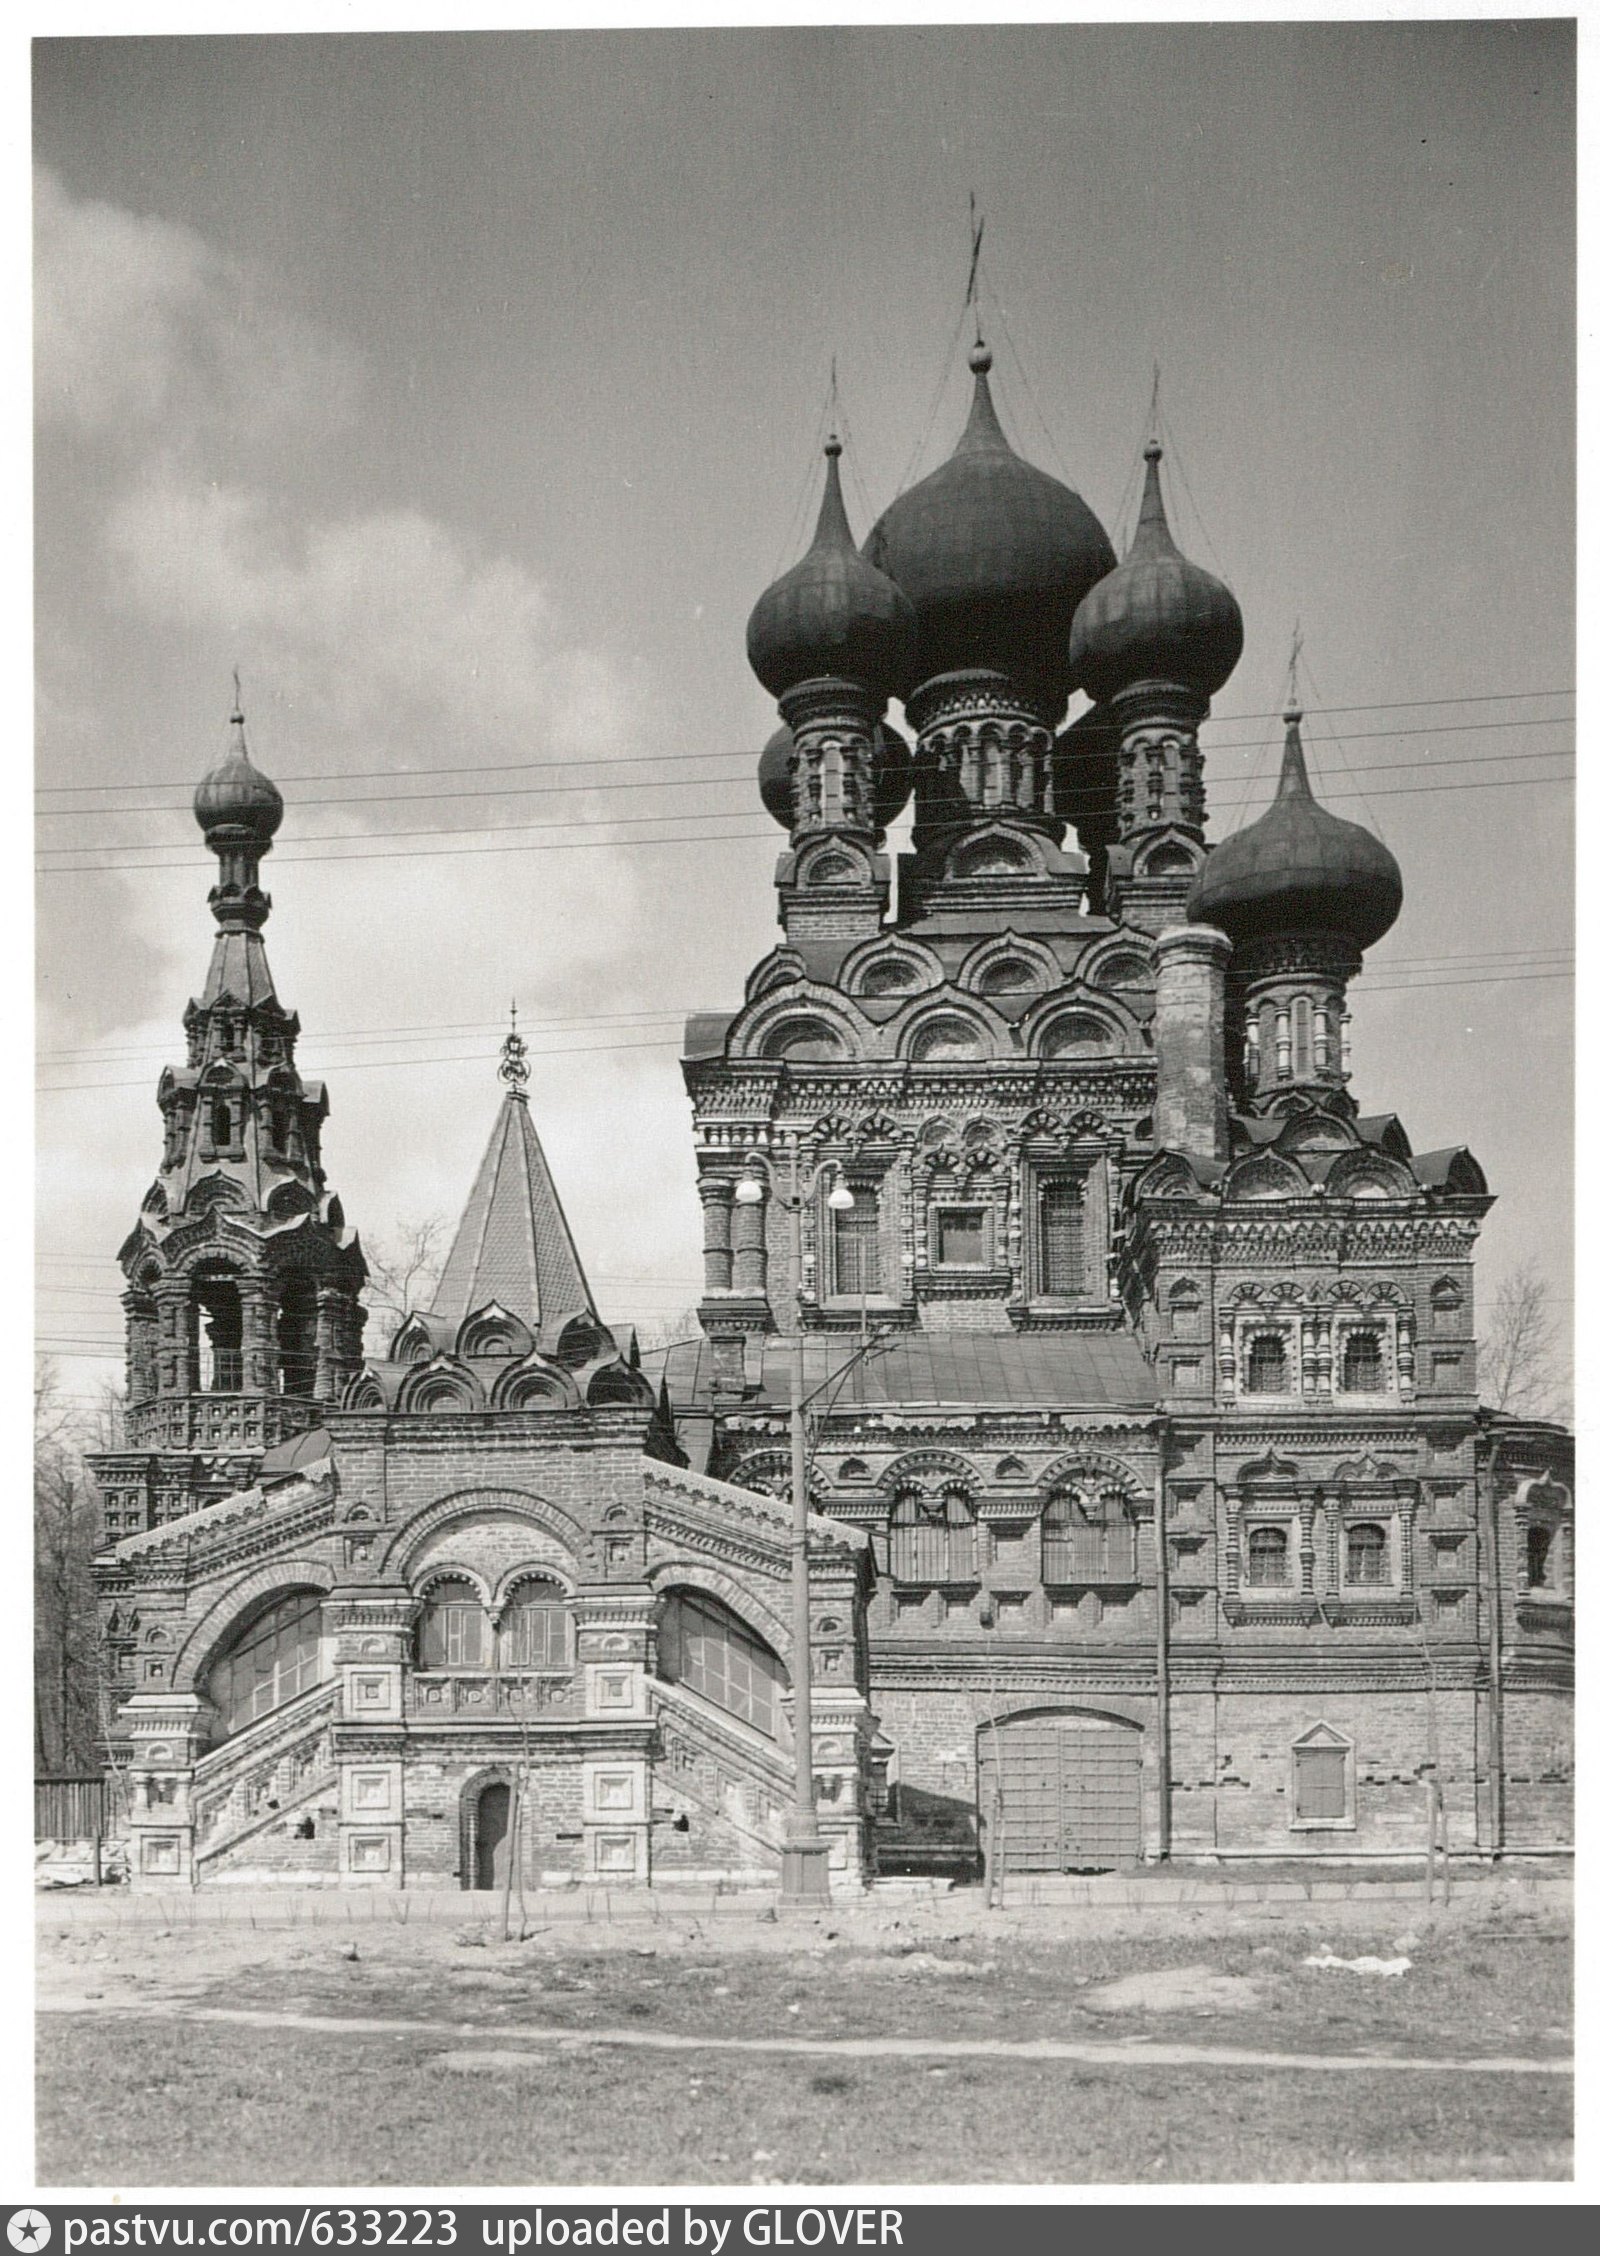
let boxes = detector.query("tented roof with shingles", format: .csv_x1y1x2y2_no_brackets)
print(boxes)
645,1329,1156,1414
429,1092,598,1337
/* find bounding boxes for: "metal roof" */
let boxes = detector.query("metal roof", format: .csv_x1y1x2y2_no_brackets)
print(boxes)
645,1328,1157,1415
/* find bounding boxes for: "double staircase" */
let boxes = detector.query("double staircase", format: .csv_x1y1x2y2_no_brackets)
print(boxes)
650,1678,794,1878
190,1679,340,1881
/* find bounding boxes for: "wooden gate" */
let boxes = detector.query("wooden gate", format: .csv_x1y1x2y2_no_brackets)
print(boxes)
977,1711,1143,1872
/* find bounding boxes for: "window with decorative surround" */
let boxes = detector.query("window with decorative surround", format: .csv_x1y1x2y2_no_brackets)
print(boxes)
1340,1328,1385,1393
1041,1484,1138,1583
933,1205,989,1269
831,1182,882,1296
1344,1520,1390,1586
1243,1329,1291,1395
1246,1524,1291,1587
888,1484,978,1584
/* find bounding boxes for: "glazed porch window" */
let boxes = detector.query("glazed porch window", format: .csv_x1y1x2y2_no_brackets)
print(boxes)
497,1579,572,1669
205,1589,324,1739
416,1578,573,1670
1340,1328,1384,1393
1244,1330,1289,1394
888,1485,977,1584
1246,1524,1290,1587
1037,1179,1087,1297
658,1590,787,1739
1042,1488,1137,1582
417,1578,491,1669
1345,1521,1389,1586
832,1184,881,1295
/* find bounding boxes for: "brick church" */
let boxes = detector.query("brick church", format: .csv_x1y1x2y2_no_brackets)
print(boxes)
89,334,1572,1891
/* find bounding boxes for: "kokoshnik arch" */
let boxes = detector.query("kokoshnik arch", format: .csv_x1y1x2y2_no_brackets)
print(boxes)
90,333,1571,1890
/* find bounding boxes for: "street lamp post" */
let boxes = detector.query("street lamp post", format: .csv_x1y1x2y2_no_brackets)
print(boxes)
735,1147,856,1906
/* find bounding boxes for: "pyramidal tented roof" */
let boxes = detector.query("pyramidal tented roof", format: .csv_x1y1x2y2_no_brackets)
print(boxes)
429,1091,598,1338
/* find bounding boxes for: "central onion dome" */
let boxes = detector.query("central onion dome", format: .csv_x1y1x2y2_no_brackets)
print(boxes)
863,342,1116,721
758,717,913,828
193,705,284,847
1189,711,1402,949
747,436,916,704
1069,443,1243,704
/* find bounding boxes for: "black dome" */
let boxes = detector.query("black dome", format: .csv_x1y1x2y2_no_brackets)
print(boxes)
1069,445,1243,704
864,345,1115,723
1189,714,1402,951
747,439,915,704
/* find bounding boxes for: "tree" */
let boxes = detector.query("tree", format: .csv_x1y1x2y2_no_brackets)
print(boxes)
34,1362,109,1774
362,1216,449,1349
1478,1260,1569,1425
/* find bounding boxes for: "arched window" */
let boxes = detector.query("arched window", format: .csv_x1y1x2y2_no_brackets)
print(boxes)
1293,996,1312,1079
658,1590,788,1739
888,1484,977,1585
497,1579,572,1670
204,1590,324,1739
1345,1522,1389,1586
1341,1329,1384,1393
1244,1331,1289,1394
1043,1486,1138,1583
210,1095,233,1148
1246,1525,1291,1587
417,1578,491,1670
1526,1524,1554,1590
832,1183,881,1296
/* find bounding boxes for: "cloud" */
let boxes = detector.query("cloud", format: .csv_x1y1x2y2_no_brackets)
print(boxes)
36,165,706,1369
104,480,628,767
34,165,360,446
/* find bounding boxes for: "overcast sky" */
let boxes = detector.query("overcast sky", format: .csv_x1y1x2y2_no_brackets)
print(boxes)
33,21,1574,1404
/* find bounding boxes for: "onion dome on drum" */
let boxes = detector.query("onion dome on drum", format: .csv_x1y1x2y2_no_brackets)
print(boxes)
193,702,284,848
758,717,914,829
1069,443,1243,704
747,437,916,704
1189,709,1402,949
864,343,1116,721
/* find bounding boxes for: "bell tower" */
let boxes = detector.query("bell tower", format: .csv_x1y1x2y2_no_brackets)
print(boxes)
90,698,367,1542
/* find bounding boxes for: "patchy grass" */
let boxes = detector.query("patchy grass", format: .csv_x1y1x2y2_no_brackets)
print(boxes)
37,1897,1571,2187
37,2014,1571,2187
120,1915,1571,2065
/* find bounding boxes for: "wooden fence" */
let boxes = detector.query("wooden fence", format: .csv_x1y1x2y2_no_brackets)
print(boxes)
35,1774,109,1840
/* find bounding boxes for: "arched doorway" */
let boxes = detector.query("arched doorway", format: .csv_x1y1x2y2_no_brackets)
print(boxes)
976,1708,1143,1873
474,1782,512,1891
460,1769,519,1892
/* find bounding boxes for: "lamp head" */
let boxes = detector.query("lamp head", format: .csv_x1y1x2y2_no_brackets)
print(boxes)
733,1173,766,1206
826,1180,856,1211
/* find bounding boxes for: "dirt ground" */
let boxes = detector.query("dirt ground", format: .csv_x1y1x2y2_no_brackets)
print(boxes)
36,1883,1573,2189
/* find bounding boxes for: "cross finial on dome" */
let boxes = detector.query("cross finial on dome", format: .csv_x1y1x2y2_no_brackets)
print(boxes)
500,1002,530,1099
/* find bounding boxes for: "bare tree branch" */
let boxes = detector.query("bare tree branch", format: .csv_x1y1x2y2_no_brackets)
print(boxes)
1478,1260,1569,1424
362,1216,450,1348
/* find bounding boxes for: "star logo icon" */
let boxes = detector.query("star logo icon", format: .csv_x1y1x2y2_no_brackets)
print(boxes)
7,2215,49,2253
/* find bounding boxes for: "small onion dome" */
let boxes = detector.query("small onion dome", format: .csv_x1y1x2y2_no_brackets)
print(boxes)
1189,711,1402,949
863,341,1116,722
757,717,915,829
193,707,284,846
1069,443,1243,704
746,437,916,703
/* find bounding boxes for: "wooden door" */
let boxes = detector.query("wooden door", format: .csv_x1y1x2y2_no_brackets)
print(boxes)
474,1781,512,1890
978,1713,1143,1872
